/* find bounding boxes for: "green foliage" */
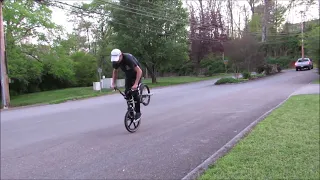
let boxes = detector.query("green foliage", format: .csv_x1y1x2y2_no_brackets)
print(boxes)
255,64,273,75
266,56,294,69
242,71,251,79
2,0,315,98
248,13,261,33
215,77,245,85
200,54,227,76
3,0,57,43
71,52,98,86
256,66,265,74
305,25,320,69
109,0,189,82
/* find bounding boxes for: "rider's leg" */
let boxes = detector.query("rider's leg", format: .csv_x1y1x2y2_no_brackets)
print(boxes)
125,78,141,120
133,79,142,120
124,78,131,98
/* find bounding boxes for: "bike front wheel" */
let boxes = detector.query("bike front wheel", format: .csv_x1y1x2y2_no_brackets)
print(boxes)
124,111,141,133
139,84,151,106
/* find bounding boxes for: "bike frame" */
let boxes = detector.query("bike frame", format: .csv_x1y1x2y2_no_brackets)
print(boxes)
114,88,136,113
114,83,152,109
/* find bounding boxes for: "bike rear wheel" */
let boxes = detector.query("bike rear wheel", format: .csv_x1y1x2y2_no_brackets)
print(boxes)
124,111,141,133
140,84,151,106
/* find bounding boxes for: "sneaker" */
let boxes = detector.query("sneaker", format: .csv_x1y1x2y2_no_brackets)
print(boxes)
134,112,141,121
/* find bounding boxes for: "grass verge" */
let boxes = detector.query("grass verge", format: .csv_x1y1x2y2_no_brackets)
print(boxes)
199,94,320,180
9,87,113,107
144,74,230,88
9,74,230,107
312,79,320,84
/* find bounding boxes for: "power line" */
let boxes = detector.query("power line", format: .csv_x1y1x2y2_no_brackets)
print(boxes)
48,1,302,45
49,1,227,44
90,0,305,38
43,0,310,40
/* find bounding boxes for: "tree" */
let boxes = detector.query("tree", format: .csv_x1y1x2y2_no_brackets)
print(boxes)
305,25,320,69
227,0,234,38
71,52,98,86
247,0,261,17
3,0,58,93
188,1,227,75
109,0,189,83
224,34,263,74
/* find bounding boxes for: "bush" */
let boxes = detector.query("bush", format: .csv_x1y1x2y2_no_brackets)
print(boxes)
201,54,227,76
256,64,273,75
215,77,244,85
242,71,251,79
277,65,282,72
266,56,293,69
256,66,265,74
71,52,98,87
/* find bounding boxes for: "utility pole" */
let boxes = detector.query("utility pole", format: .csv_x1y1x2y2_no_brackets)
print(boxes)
0,0,10,109
300,11,305,59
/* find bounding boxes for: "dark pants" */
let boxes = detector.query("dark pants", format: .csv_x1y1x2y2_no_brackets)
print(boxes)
125,78,141,113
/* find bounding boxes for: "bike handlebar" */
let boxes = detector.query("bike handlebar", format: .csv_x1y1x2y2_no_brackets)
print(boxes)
113,87,138,97
113,87,125,96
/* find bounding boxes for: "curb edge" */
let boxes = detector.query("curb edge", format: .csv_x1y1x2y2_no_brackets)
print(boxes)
181,92,295,180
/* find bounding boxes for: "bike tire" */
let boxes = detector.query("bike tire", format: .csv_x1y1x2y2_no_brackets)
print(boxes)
124,111,141,133
140,84,151,106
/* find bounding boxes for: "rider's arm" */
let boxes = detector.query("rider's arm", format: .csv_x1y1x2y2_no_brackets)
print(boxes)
127,55,142,86
133,66,142,86
112,69,118,87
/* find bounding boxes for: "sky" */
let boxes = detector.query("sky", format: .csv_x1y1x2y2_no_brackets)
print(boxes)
50,0,319,34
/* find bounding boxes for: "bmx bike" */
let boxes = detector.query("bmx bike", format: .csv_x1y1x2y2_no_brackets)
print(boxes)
114,83,152,133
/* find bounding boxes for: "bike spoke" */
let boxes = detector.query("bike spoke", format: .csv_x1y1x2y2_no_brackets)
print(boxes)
128,120,133,128
133,122,138,128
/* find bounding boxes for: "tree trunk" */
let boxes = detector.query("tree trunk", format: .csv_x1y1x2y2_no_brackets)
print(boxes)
227,0,234,38
143,63,157,83
262,0,269,42
86,28,90,50
248,0,255,18
151,65,157,83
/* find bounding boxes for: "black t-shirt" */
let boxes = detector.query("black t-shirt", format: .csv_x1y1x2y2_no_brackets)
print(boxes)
113,53,141,79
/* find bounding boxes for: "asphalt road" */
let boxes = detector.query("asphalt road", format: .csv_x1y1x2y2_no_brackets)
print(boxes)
1,69,319,179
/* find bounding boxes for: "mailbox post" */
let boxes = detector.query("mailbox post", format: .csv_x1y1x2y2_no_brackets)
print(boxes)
97,68,102,92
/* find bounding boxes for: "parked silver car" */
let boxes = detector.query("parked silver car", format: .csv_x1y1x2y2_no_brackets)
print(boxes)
295,58,313,71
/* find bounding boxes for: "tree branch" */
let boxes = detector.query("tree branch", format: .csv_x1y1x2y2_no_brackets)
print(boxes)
20,50,42,63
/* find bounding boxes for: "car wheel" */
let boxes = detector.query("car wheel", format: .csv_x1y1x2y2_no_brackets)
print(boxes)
296,68,298,71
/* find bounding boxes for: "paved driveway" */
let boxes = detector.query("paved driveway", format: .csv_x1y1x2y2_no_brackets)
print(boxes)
1,69,318,179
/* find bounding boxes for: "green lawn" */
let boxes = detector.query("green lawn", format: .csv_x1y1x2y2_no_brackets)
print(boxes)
312,79,320,84
199,94,320,180
144,74,229,88
9,74,230,107
9,87,113,107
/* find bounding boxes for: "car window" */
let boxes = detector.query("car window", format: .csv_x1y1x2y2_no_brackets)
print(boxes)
298,59,309,62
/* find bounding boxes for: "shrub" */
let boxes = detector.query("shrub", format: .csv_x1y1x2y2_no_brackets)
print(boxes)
256,66,265,74
264,64,273,75
266,56,293,69
215,77,243,85
201,54,227,76
242,71,251,79
277,65,282,72
255,64,272,75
